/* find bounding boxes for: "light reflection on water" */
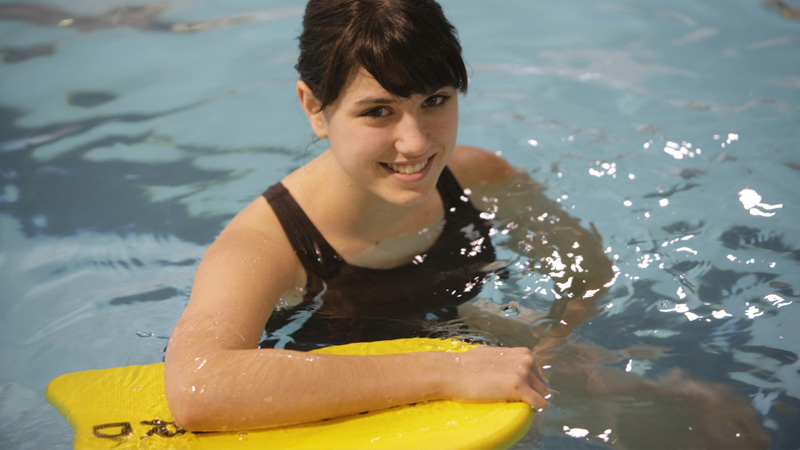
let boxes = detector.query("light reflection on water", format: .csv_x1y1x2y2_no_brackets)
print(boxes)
1,0,798,449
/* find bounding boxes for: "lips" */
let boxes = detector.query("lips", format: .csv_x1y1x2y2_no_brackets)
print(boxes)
384,157,431,175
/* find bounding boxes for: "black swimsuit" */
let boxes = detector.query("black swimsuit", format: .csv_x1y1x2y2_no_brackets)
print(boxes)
259,167,496,350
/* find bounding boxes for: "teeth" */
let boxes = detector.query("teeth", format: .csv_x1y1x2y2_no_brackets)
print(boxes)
387,159,429,175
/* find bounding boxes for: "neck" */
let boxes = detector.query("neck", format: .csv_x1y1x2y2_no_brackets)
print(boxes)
283,150,443,248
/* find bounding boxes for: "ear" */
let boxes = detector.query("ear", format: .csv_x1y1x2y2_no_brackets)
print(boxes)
296,81,328,139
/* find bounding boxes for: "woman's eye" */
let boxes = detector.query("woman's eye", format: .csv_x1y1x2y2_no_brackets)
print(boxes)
363,107,389,118
423,94,449,108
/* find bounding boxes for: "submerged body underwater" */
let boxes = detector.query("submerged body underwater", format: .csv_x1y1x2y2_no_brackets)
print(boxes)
1,1,799,448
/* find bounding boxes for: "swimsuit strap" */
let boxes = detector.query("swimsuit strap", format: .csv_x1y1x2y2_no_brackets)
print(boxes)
436,166,471,212
263,183,344,278
263,166,469,278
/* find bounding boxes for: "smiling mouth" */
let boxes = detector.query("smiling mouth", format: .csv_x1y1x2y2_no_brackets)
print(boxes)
384,157,431,175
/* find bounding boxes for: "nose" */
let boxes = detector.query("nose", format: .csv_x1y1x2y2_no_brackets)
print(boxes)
394,112,430,157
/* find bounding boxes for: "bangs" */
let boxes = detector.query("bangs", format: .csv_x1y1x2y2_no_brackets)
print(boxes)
313,0,468,109
355,9,468,98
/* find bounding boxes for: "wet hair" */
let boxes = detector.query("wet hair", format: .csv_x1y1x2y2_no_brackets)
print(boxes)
296,0,468,111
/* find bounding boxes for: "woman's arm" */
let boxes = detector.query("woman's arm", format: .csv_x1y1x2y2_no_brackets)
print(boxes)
491,169,615,338
164,197,548,432
450,145,615,346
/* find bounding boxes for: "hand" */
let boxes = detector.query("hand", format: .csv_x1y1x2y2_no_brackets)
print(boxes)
444,346,549,410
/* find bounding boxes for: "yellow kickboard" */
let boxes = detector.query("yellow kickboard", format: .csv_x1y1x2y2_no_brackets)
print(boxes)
46,338,533,450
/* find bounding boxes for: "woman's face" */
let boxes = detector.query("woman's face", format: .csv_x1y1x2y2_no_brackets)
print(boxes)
317,67,459,207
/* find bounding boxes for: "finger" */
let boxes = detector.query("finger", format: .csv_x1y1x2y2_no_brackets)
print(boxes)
506,348,550,407
528,363,549,396
518,382,549,410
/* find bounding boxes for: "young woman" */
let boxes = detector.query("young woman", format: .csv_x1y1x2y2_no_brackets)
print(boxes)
164,0,611,431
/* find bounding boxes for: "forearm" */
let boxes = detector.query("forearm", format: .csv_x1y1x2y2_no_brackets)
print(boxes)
477,169,612,287
518,220,614,344
472,169,615,344
165,348,450,431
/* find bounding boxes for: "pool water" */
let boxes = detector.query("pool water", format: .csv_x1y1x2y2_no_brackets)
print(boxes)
1,0,798,448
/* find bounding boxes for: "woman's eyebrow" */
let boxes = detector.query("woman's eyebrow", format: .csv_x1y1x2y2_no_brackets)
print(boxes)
353,96,398,107
353,88,450,107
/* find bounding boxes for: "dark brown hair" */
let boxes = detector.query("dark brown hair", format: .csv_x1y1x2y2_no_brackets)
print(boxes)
296,0,468,111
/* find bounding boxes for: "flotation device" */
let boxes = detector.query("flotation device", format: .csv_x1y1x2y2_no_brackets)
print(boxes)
46,338,533,449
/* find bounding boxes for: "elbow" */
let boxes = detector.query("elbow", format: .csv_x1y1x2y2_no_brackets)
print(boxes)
164,370,217,431
165,395,205,432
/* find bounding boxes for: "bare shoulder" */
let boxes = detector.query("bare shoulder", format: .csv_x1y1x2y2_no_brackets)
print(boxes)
211,195,301,292
447,145,515,189
170,195,303,350
220,195,284,242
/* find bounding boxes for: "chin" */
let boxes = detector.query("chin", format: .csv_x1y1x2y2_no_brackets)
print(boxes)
380,183,437,207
